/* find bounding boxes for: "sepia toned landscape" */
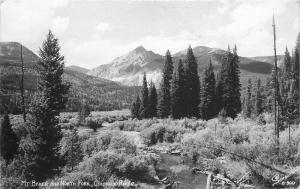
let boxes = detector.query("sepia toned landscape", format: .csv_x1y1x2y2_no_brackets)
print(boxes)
0,0,299,188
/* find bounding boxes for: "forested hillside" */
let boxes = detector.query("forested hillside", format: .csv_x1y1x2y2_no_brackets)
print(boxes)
0,42,140,114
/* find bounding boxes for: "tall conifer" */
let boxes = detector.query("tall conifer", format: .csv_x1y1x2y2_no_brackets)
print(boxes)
184,46,200,118
199,60,216,120
245,78,253,117
218,45,241,118
253,78,263,116
231,45,242,115
149,81,158,118
18,31,70,181
131,95,141,119
139,73,149,119
0,114,19,163
170,63,180,119
158,50,173,118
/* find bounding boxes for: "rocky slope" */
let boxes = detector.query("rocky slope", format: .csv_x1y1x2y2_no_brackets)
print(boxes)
88,46,281,86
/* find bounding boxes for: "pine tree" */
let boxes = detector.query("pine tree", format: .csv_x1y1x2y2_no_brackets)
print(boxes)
18,30,70,181
78,100,90,124
288,33,300,124
199,60,216,120
215,73,223,114
61,127,83,171
245,78,253,117
253,78,263,116
131,95,141,119
218,46,233,116
158,50,173,118
231,45,242,115
170,63,180,119
148,81,158,118
139,73,149,119
184,46,200,118
283,47,292,77
170,59,186,118
0,114,19,163
37,31,70,113
218,45,241,118
293,33,299,94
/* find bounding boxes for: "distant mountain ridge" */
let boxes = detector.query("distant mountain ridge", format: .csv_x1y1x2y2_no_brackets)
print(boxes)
0,42,140,112
66,65,89,74
88,45,283,86
0,42,117,89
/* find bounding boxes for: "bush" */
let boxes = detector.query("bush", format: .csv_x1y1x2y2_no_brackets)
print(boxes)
82,131,113,157
141,122,189,145
109,134,137,155
60,171,98,189
118,155,156,181
85,117,102,132
79,151,124,177
60,128,84,170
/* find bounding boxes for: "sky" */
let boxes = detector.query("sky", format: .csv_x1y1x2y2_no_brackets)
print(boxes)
1,0,299,69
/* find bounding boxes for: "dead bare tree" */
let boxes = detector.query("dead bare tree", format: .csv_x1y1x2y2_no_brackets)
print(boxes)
20,44,26,122
272,15,280,154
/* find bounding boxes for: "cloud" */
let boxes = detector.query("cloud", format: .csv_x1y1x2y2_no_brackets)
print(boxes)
293,17,300,31
95,22,112,32
217,0,232,13
51,17,70,35
2,0,69,51
201,13,217,19
203,0,291,56
64,30,218,68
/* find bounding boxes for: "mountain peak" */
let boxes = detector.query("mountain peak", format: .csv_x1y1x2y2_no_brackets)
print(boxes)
133,46,146,53
0,41,38,62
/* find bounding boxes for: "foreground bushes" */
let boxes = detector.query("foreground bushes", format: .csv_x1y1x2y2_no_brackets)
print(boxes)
81,131,136,157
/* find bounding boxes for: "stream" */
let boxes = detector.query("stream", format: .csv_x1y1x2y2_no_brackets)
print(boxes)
156,153,208,189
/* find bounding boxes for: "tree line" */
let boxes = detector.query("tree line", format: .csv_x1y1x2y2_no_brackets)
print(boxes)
131,45,242,120
132,33,299,123
243,33,300,126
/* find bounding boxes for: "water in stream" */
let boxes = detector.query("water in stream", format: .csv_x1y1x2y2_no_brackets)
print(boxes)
156,153,208,189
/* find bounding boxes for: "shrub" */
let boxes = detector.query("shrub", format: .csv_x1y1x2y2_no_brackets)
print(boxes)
109,134,137,155
79,151,124,177
118,155,155,181
82,131,113,157
60,127,84,170
85,117,102,132
61,171,98,189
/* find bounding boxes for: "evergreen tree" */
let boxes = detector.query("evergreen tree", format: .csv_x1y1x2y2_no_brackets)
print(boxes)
184,46,200,118
139,73,149,119
218,45,241,118
253,78,263,116
288,33,300,124
293,33,299,95
0,114,19,163
78,100,90,124
158,50,173,118
61,126,83,171
170,63,180,119
199,60,216,120
218,46,233,116
148,81,158,118
131,95,141,119
245,78,253,117
177,60,186,118
170,59,185,118
231,45,242,115
283,47,292,76
215,73,223,114
18,30,70,181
